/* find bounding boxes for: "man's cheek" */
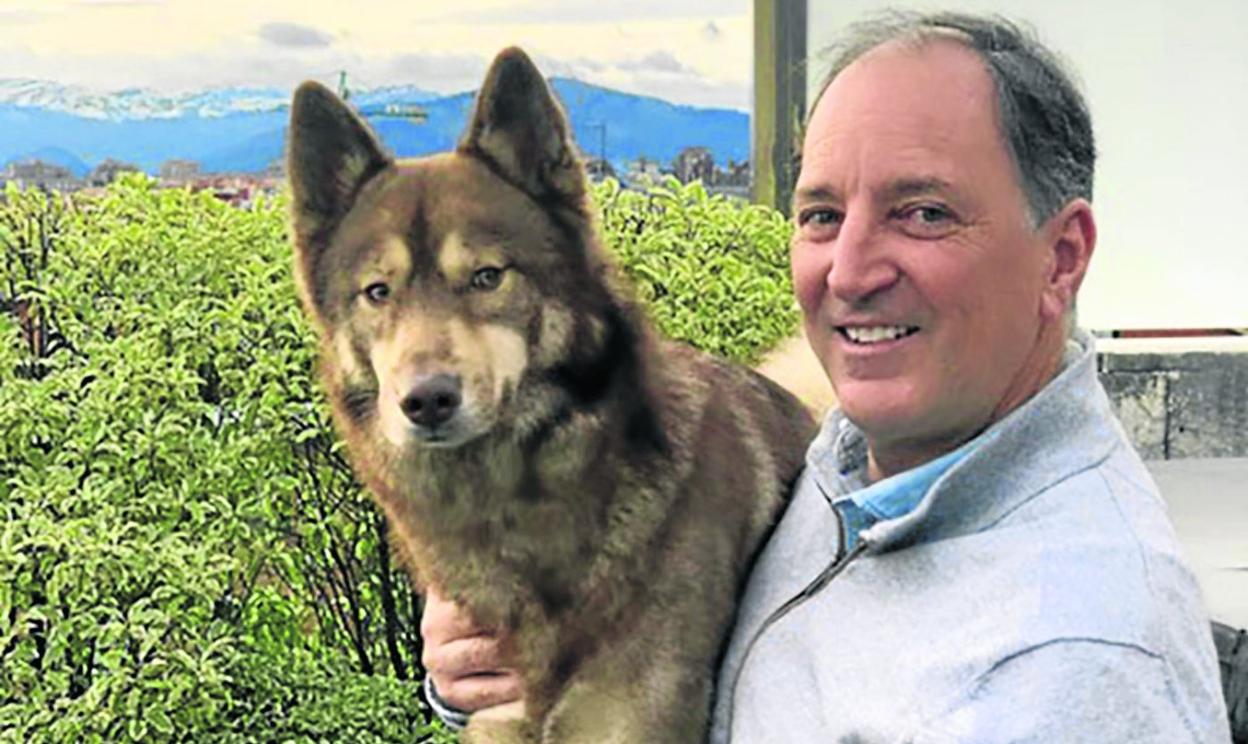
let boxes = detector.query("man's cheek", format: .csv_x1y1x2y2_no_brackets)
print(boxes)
791,245,830,315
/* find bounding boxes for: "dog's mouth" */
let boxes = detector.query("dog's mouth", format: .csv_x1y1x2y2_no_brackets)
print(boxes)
396,400,499,449
409,421,484,449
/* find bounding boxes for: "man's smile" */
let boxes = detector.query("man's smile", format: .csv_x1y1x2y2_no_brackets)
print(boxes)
837,324,921,345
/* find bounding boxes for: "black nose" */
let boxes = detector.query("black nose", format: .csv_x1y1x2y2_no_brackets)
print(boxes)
400,375,462,429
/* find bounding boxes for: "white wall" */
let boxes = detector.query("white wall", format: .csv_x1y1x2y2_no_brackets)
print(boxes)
806,1,1248,331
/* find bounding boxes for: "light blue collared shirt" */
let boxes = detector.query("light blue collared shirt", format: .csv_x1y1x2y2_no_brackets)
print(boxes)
834,438,982,550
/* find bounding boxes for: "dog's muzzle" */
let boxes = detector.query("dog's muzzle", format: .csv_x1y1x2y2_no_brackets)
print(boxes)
400,374,463,430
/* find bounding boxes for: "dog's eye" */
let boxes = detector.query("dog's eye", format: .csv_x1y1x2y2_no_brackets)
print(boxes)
363,282,391,304
469,267,504,292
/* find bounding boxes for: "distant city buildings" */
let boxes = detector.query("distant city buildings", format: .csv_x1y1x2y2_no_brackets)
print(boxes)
2,160,79,193
186,174,282,208
86,159,140,187
624,156,664,187
0,156,282,207
159,159,200,183
673,146,716,185
711,157,751,199
3,144,749,206
261,158,285,181
585,157,617,182
611,148,751,199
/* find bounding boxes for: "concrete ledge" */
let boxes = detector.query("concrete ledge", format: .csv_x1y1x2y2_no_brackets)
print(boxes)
1098,340,1248,459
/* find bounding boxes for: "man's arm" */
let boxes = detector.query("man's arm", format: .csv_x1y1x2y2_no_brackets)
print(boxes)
914,639,1232,743
420,586,524,727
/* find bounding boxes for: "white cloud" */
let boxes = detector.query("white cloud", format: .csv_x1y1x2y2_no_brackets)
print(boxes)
258,22,335,49
617,51,692,75
0,1,752,109
378,53,489,93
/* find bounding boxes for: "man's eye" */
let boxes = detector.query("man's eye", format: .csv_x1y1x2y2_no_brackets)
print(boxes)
913,206,952,223
797,208,843,238
469,267,505,291
896,204,958,237
800,208,842,226
363,282,391,304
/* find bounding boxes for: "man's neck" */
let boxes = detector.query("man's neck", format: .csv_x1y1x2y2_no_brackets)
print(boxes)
866,433,981,483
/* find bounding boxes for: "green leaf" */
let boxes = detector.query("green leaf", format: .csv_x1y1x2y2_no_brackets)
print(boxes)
145,706,174,734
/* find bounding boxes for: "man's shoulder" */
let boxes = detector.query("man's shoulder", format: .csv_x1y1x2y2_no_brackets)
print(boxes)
975,445,1220,679
1010,442,1186,586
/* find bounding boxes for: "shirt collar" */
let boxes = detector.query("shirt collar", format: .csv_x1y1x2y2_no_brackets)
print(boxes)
847,437,984,520
804,330,1115,552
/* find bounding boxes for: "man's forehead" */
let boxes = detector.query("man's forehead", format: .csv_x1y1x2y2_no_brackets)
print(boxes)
835,36,992,96
818,37,993,132
796,38,1008,196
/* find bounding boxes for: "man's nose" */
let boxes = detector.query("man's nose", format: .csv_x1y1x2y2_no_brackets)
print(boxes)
825,216,900,304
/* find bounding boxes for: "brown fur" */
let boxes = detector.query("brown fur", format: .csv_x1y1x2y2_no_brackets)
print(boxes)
287,47,816,743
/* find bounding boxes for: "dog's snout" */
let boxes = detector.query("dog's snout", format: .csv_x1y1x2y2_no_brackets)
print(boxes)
400,374,463,428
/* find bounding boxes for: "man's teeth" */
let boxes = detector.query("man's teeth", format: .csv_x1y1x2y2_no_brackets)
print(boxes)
842,326,917,344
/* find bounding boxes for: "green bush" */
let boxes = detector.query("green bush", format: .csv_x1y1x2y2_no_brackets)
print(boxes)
0,173,795,742
597,177,799,363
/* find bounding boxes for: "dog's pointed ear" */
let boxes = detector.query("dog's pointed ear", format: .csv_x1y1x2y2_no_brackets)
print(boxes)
286,81,390,249
459,47,585,204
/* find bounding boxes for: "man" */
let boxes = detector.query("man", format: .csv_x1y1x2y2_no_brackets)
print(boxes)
422,11,1232,741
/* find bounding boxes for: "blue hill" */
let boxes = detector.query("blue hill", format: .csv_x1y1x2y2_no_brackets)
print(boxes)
7,145,90,177
0,105,287,174
0,79,747,177
552,78,748,167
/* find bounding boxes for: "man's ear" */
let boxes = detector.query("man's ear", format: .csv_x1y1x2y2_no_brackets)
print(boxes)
286,81,390,250
458,47,585,204
1039,199,1097,323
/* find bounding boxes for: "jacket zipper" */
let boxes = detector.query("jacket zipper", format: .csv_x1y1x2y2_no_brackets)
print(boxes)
722,504,871,735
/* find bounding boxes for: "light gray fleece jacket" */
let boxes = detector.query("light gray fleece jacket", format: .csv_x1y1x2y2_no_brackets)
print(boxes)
710,331,1231,743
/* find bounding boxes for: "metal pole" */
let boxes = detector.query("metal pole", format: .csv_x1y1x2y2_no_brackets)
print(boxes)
752,0,806,215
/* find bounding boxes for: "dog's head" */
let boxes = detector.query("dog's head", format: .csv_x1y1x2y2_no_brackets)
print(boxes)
289,48,620,450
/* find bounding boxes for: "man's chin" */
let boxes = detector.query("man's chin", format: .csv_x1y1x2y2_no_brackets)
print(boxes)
832,381,940,442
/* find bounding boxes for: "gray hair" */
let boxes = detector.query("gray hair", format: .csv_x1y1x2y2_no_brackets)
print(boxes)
811,11,1096,226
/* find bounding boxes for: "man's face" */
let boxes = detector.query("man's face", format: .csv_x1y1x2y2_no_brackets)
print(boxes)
792,39,1072,477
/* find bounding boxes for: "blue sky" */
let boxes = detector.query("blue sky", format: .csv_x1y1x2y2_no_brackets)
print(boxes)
0,0,752,109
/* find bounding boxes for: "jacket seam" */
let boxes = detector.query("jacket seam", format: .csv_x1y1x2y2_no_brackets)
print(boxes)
911,637,1196,741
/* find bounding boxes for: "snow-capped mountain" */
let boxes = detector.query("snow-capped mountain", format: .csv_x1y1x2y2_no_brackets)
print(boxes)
0,79,291,120
348,85,443,107
0,79,440,121
0,77,746,177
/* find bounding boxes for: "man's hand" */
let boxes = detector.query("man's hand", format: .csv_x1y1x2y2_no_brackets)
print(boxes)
420,586,524,713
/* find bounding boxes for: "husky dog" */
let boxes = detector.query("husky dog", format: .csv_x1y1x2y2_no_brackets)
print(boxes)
287,48,815,743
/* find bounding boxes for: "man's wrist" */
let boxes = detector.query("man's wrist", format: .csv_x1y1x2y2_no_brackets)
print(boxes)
424,676,470,730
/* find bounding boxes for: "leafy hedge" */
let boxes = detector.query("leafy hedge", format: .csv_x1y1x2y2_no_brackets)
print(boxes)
0,174,796,742
597,177,798,363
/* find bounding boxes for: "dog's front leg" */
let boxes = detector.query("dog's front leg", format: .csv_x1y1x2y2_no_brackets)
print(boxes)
462,701,539,744
539,653,712,744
